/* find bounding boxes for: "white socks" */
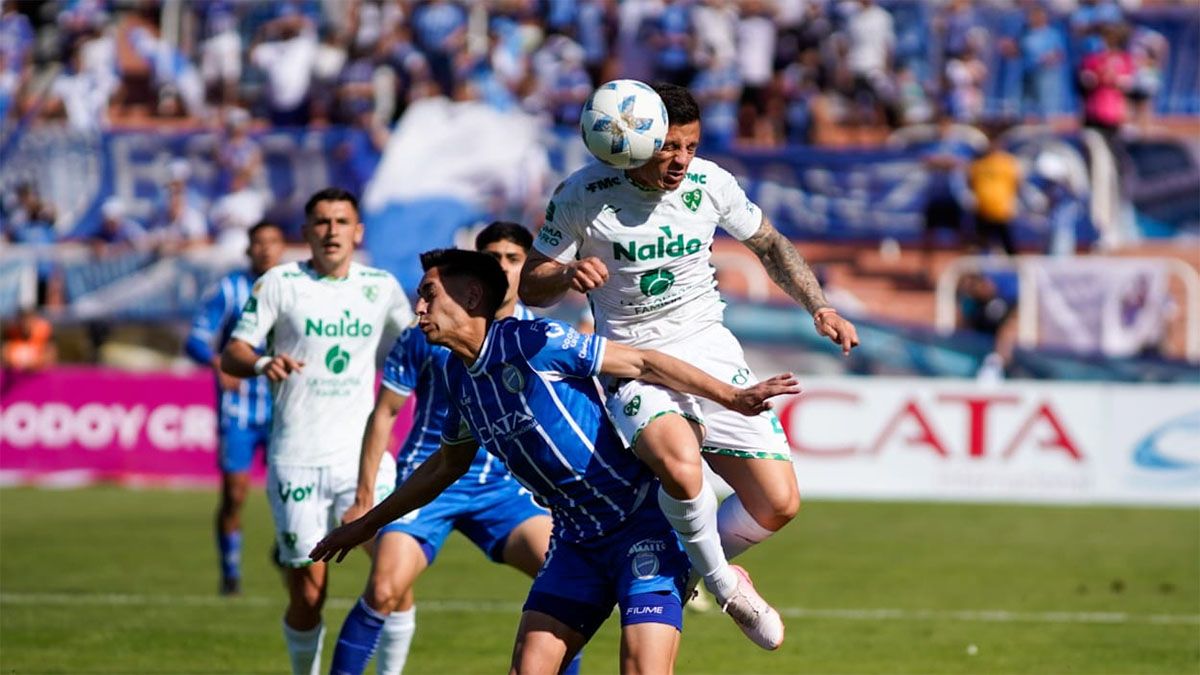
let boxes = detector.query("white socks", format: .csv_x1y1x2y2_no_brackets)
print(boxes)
283,619,325,675
376,607,416,675
657,482,738,601
717,494,775,561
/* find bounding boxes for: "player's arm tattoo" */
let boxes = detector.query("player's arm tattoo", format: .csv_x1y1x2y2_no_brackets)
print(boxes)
741,216,830,315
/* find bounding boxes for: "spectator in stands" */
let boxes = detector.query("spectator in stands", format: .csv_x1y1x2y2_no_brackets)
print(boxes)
209,168,270,254
736,0,777,145
43,37,119,132
250,11,318,127
2,306,56,372
127,25,206,120
3,183,63,307
1069,0,1123,63
646,0,694,87
197,0,243,108
944,30,987,125
921,117,974,268
937,0,978,62
967,136,1022,256
691,0,737,79
843,0,896,129
543,39,593,128
89,198,149,256
153,167,210,253
1128,24,1167,130
334,44,380,126
693,49,742,150
575,0,618,88
216,108,263,192
410,0,468,98
1020,5,1067,122
1079,22,1134,137
378,22,433,122
957,270,1016,338
0,0,33,121
311,24,351,126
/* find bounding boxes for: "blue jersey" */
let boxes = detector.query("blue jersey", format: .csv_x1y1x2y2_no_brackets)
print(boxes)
185,269,272,431
440,318,657,544
382,304,535,487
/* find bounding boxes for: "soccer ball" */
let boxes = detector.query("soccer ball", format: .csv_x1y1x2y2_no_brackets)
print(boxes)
580,80,668,170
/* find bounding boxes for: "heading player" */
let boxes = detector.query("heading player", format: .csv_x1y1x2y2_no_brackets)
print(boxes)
185,220,284,595
327,223,580,675
312,249,799,672
521,82,860,642
221,188,413,675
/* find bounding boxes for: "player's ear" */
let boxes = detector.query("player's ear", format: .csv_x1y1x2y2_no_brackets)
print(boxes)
353,221,364,246
465,279,483,312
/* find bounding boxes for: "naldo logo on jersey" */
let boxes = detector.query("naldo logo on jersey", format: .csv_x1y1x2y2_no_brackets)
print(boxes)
613,226,703,262
305,309,374,338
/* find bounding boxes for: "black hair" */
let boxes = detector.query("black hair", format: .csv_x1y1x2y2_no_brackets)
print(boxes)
248,220,284,241
475,221,533,253
419,248,508,318
304,187,359,219
652,82,701,127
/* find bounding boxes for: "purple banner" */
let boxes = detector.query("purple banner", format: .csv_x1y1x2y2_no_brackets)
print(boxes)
0,367,412,486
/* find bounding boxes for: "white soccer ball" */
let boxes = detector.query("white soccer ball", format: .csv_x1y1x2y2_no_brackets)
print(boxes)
580,80,668,170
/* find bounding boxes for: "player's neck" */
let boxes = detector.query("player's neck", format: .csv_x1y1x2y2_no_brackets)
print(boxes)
308,257,352,279
495,299,517,319
447,319,489,364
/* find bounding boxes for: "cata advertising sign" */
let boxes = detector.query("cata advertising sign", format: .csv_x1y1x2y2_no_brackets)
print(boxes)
769,376,1198,506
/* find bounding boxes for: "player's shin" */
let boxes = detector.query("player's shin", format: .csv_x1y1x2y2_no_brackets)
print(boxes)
282,619,325,675
329,598,387,675
375,607,416,675
656,481,738,602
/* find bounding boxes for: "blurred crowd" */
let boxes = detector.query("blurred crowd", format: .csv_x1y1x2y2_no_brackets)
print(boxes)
0,0,1175,147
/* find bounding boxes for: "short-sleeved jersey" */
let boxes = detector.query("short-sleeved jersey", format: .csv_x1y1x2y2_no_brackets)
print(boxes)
186,269,272,431
439,317,658,544
231,261,413,466
534,157,762,348
382,303,535,487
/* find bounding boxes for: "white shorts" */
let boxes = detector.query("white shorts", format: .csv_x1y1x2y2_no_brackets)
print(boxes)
603,324,792,461
267,459,396,567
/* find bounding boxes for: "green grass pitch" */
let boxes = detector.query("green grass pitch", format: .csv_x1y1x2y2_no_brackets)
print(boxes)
1,486,1196,674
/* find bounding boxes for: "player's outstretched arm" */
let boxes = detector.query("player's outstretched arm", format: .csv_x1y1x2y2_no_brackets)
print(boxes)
309,440,476,563
601,343,800,416
741,216,861,355
343,387,409,525
221,339,303,382
519,249,609,307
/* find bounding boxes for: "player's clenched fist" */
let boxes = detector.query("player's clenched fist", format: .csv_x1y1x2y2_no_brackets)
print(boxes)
569,256,609,292
260,354,305,381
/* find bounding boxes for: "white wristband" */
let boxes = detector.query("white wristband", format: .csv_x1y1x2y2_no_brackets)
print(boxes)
253,356,272,375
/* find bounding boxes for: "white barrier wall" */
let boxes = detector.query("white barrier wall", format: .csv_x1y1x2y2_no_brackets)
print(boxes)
767,376,1199,506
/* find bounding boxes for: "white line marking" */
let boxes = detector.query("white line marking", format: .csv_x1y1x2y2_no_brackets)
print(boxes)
2,593,1196,626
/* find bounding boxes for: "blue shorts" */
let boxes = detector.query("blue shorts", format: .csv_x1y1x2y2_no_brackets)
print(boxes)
218,425,269,473
523,504,690,639
378,478,549,565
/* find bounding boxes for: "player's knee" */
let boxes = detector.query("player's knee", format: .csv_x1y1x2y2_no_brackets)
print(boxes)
756,489,800,530
364,578,406,613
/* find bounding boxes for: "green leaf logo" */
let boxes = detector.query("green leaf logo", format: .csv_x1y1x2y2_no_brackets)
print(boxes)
623,395,642,417
639,269,675,297
325,344,351,374
682,189,702,212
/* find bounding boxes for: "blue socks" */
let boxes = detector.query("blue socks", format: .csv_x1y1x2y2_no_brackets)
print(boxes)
330,598,387,675
217,529,241,583
563,650,583,675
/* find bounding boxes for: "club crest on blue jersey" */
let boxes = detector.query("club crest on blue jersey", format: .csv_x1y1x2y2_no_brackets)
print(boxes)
632,551,660,580
502,363,525,393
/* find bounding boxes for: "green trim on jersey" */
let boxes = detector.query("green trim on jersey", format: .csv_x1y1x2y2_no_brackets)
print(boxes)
700,446,792,462
628,410,705,449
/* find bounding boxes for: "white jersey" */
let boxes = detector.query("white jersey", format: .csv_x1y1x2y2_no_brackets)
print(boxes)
534,157,762,348
232,260,413,466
